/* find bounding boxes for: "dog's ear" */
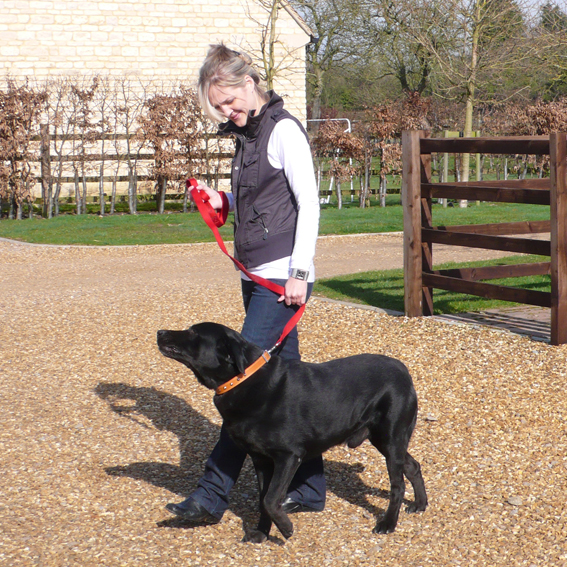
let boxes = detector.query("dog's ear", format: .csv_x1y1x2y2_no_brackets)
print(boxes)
223,330,249,375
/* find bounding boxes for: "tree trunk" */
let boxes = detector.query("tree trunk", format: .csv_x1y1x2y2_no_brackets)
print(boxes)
183,189,189,213
53,180,61,216
74,169,81,215
459,0,480,208
26,180,33,219
52,162,62,217
311,66,324,121
40,124,51,219
81,164,88,214
110,177,117,215
157,177,167,214
99,163,105,216
521,156,528,179
327,175,334,205
128,167,138,214
46,178,53,219
262,0,279,90
133,170,138,214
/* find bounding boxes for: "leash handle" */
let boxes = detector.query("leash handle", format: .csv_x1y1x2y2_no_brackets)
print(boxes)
187,178,228,228
188,177,306,351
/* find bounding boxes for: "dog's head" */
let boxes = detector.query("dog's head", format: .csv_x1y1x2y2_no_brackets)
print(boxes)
157,322,258,390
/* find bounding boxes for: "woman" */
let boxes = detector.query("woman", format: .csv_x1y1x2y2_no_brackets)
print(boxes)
165,44,325,524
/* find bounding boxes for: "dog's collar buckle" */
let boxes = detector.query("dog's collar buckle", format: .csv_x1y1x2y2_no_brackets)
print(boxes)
215,351,271,395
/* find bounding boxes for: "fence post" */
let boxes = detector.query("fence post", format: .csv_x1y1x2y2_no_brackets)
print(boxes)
550,132,567,345
40,124,51,218
403,130,423,317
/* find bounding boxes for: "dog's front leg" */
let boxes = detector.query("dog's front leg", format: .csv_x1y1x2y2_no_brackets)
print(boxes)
261,453,302,540
243,455,273,543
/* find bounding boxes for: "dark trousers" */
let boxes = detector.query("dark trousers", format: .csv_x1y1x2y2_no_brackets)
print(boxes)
186,278,326,519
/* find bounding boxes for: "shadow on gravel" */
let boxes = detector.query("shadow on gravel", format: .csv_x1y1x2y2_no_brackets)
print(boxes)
94,382,222,496
94,382,394,534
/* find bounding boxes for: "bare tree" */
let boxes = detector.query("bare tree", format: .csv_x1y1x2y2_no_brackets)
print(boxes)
94,76,112,216
379,0,544,202
311,121,361,208
291,0,367,119
366,92,431,206
534,1,567,97
112,77,150,215
367,0,434,95
68,77,99,214
137,85,206,214
45,77,78,217
0,79,47,219
238,0,308,91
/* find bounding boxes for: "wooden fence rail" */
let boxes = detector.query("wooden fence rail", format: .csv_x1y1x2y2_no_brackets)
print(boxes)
32,126,233,193
402,131,567,346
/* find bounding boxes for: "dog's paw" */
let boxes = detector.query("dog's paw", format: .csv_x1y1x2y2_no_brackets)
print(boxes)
242,530,268,544
279,526,293,540
373,520,396,535
406,502,427,514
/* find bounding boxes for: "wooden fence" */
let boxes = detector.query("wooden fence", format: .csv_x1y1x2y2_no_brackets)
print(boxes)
402,131,567,346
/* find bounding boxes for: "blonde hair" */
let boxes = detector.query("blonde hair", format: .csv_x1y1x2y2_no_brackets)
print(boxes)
198,44,266,123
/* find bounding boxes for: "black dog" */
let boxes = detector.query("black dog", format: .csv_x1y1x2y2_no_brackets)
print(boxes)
157,322,427,543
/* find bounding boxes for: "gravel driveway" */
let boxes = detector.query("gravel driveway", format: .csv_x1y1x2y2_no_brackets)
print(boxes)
1,235,566,566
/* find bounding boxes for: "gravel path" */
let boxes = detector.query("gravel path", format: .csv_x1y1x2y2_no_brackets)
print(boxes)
1,235,566,566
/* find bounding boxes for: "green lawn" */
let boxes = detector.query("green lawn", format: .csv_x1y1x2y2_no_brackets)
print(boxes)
314,256,551,314
0,196,551,245
0,211,236,246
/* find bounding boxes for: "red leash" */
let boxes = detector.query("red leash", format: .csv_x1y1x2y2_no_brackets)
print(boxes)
187,178,306,353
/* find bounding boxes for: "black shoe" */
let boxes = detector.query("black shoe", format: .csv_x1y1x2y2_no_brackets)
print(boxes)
281,497,323,514
165,499,220,524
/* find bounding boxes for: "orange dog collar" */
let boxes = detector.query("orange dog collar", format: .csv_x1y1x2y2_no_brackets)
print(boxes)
215,351,271,395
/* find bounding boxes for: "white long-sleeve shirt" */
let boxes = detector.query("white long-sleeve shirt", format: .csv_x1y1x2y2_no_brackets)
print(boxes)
227,118,320,283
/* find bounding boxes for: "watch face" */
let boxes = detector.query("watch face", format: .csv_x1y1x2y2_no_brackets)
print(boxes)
293,269,308,280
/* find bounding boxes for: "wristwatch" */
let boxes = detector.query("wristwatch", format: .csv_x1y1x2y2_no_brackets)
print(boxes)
291,269,309,281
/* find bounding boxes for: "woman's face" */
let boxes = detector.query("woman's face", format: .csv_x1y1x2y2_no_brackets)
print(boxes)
208,76,262,127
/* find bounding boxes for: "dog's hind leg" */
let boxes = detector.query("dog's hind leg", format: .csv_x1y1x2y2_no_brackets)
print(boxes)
373,449,406,534
403,452,428,513
368,429,409,534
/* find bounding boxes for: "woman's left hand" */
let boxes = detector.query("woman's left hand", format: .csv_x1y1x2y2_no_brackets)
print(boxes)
278,277,308,306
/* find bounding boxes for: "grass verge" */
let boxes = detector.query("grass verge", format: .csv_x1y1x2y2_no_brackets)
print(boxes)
313,255,551,314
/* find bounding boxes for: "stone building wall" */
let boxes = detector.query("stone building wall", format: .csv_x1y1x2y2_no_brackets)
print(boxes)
0,0,311,122
1,0,312,199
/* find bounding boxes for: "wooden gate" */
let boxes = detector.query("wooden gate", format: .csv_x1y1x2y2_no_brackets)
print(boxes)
402,131,567,345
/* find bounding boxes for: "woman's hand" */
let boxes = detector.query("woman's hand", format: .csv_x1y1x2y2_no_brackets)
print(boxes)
189,181,223,210
278,277,308,306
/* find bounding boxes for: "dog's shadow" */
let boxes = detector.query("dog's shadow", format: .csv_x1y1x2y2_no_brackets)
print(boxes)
94,381,391,532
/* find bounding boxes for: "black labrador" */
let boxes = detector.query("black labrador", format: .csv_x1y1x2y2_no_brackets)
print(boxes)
157,322,427,543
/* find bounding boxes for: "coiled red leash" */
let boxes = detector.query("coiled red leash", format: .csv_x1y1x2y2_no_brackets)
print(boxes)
187,178,306,355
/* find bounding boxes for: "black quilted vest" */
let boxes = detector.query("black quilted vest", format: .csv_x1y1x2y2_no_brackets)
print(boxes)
218,92,308,269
